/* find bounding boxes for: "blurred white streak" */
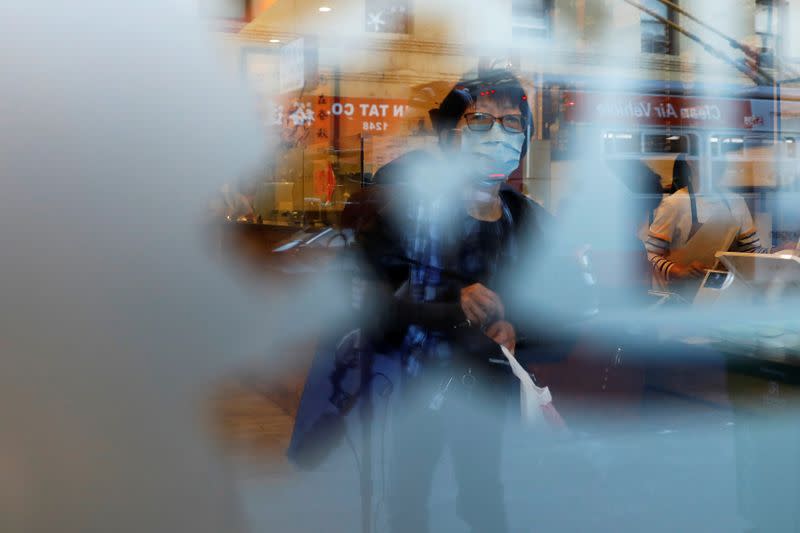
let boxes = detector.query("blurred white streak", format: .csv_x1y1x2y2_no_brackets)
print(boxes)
0,2,287,532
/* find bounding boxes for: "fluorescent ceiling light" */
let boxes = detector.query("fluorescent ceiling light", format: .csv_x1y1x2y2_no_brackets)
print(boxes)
318,6,332,12
269,39,280,43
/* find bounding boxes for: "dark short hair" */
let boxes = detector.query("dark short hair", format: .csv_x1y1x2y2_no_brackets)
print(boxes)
430,69,533,158
671,153,693,193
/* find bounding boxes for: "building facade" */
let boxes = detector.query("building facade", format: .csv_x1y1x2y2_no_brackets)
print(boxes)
206,0,796,228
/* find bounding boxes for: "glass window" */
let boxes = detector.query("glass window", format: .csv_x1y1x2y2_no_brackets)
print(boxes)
755,0,780,62
604,132,640,154
641,0,676,55
745,136,775,153
710,135,720,157
512,0,553,41
719,136,746,155
643,134,689,154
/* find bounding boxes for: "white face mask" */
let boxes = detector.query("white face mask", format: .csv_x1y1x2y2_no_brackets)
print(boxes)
460,120,525,185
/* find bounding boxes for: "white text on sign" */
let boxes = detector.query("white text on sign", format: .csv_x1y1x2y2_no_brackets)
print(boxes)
331,103,407,117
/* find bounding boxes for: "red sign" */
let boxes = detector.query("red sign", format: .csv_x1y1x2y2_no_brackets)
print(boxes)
271,96,410,147
563,91,753,130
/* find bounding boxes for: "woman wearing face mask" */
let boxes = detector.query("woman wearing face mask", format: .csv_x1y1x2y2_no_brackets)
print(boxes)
340,70,588,533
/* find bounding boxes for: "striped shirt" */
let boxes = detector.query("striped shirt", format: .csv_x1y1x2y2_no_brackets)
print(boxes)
644,188,769,289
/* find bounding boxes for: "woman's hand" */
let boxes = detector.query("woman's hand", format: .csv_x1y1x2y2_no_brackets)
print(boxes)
670,260,707,280
484,320,516,354
460,283,504,326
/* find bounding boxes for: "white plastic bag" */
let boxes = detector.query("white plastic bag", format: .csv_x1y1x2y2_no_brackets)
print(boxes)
500,345,564,429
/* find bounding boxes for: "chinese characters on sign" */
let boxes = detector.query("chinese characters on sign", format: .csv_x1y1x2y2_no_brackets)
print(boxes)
271,101,317,146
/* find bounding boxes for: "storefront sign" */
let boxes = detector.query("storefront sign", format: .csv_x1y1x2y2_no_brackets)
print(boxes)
271,95,410,146
564,91,753,130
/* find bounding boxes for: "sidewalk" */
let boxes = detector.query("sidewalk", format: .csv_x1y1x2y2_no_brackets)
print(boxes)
214,379,749,532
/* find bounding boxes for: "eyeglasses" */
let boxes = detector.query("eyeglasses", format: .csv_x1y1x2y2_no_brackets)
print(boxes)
464,112,526,134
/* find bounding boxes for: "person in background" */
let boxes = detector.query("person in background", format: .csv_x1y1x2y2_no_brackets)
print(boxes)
211,178,256,220
644,156,769,290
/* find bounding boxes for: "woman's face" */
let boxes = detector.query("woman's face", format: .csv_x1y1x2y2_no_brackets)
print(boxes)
455,97,527,184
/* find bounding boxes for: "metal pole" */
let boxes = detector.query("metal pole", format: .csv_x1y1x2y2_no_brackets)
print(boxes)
774,77,781,247
773,0,782,248
359,348,373,533
333,65,341,155
360,134,365,188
